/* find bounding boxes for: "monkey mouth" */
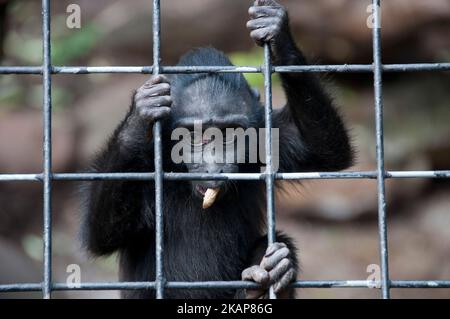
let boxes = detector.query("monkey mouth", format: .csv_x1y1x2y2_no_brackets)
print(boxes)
195,185,221,209
195,185,208,196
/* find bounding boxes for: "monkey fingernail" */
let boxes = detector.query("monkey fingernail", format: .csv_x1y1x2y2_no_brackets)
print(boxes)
265,245,276,257
202,188,220,209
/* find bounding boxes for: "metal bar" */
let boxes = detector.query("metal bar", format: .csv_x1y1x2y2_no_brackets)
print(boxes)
0,174,43,181
263,44,277,299
54,66,153,74
2,63,450,74
0,66,43,74
0,1,447,300
152,0,165,300
41,0,53,300
2,280,450,293
372,0,390,299
1,170,450,182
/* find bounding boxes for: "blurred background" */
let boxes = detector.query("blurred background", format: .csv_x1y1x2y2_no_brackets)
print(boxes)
0,0,449,299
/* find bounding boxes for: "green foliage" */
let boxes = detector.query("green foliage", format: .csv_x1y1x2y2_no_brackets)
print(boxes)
6,20,101,65
3,14,97,110
5,33,42,64
22,234,43,262
51,23,102,65
229,49,280,89
229,49,264,88
28,85,74,112
0,77,24,111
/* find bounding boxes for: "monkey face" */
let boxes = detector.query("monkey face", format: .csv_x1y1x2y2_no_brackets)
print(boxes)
186,143,240,209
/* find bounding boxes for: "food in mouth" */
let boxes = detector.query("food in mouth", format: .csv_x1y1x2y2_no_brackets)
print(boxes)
202,188,221,209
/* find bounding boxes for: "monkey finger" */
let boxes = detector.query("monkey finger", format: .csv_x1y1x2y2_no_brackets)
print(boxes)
258,292,269,299
136,96,172,109
245,288,267,299
144,74,170,87
273,268,296,294
136,83,171,99
250,27,277,45
267,257,291,284
138,106,171,121
242,265,270,299
248,6,279,19
250,28,269,45
242,265,270,285
265,242,287,257
260,246,290,271
246,17,278,30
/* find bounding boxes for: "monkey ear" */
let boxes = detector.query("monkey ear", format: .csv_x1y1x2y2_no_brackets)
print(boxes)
251,87,261,101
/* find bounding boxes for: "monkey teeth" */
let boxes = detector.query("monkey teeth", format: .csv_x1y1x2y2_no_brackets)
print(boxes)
202,188,220,209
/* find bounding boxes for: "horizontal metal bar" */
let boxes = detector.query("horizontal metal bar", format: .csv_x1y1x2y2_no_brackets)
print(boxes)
0,170,449,182
383,63,450,72
2,280,450,292
0,66,43,74
164,66,260,73
290,280,450,289
0,174,42,181
0,63,449,75
277,63,450,73
0,284,42,292
55,66,154,74
389,281,450,288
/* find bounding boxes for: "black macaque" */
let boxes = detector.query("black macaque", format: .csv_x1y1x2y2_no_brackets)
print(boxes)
82,0,353,299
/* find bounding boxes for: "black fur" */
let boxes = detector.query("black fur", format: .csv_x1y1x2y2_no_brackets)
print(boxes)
82,41,353,298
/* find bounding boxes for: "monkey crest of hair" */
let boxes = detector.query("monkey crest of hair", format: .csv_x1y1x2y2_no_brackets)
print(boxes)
171,47,260,113
82,0,353,299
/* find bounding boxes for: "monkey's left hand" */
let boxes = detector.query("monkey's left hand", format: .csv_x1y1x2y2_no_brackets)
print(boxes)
241,242,296,299
246,0,290,53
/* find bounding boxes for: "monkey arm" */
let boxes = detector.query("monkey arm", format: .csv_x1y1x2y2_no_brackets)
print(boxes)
273,37,354,172
247,0,353,172
82,99,156,256
83,75,171,256
269,23,354,171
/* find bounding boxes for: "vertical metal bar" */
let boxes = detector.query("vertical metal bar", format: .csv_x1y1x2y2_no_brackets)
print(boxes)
41,0,52,299
372,0,390,299
263,44,276,299
152,0,165,299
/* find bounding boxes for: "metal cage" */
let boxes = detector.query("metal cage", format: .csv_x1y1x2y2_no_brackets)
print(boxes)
0,0,450,299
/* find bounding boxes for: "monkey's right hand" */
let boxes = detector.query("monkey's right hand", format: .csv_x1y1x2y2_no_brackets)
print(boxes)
133,75,172,122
